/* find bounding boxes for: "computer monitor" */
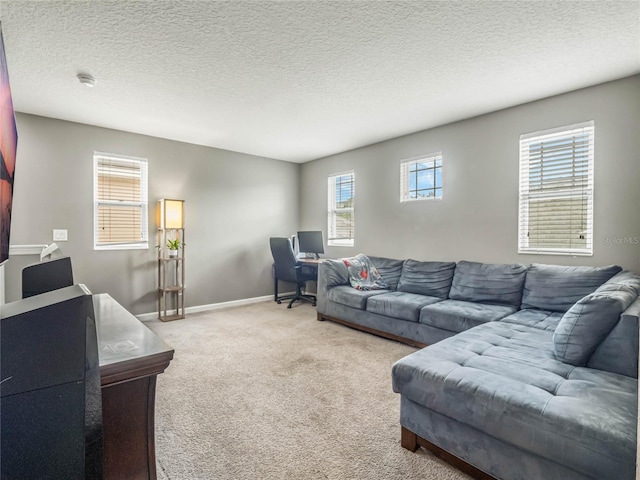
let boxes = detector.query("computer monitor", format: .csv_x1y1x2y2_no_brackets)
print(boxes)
296,231,324,259
22,256,74,299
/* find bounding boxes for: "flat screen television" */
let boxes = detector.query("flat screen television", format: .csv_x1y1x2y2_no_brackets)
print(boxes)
1,284,103,478
0,23,18,265
297,231,325,259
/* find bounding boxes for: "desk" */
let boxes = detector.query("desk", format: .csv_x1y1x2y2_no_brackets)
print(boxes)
298,257,322,266
272,258,322,301
95,294,174,480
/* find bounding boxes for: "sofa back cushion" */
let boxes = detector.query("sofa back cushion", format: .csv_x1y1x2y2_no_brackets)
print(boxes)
553,277,640,366
368,256,404,291
397,260,456,299
521,264,622,313
448,261,527,308
320,259,349,289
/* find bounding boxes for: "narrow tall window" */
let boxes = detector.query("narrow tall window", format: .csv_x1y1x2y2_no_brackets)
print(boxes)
518,122,594,255
328,171,354,247
94,153,149,250
400,153,442,202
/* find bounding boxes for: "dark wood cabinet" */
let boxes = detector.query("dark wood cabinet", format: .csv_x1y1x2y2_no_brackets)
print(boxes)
95,293,174,480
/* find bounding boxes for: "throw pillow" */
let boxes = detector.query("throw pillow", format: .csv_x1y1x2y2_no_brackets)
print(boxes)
553,283,638,366
342,254,388,291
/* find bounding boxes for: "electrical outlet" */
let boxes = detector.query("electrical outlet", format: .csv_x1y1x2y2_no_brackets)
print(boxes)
53,229,68,241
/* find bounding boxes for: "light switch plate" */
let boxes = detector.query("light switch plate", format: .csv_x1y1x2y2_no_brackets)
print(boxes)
53,229,68,241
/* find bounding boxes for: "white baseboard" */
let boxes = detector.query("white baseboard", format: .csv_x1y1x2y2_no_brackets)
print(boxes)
137,292,294,322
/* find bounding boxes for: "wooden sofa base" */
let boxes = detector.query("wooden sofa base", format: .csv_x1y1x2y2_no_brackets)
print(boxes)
316,313,427,348
401,426,497,480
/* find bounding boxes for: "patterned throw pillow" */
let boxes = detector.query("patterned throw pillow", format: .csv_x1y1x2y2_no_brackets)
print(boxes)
343,254,388,291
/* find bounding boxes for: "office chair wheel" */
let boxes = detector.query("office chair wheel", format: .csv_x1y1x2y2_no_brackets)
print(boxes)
287,304,292,309
277,300,282,304
312,302,316,307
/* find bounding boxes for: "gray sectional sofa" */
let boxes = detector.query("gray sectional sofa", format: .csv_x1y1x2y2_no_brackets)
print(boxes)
316,257,639,480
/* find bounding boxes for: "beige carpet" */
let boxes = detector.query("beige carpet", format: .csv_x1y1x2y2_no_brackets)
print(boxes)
146,301,470,480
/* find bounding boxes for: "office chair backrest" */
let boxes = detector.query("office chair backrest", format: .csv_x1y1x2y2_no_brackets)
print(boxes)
269,237,298,283
22,256,74,299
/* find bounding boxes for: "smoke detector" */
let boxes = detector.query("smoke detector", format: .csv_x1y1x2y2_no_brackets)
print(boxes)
77,73,95,87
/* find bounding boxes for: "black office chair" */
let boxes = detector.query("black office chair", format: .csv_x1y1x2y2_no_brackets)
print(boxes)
22,256,74,298
270,237,317,308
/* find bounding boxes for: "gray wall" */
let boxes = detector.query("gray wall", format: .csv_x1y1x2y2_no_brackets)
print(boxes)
6,75,639,312
5,114,300,313
300,75,640,272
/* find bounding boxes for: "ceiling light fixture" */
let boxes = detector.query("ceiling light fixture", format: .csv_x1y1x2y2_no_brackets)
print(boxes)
77,73,95,87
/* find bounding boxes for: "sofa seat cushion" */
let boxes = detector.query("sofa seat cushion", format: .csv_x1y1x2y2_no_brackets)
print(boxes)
499,308,563,331
327,285,389,310
449,260,527,308
392,322,638,480
366,292,442,323
521,263,622,313
397,260,456,298
419,300,516,333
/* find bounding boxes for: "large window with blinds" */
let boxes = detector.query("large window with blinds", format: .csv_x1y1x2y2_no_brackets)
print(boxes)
94,153,149,250
518,121,594,256
327,171,354,247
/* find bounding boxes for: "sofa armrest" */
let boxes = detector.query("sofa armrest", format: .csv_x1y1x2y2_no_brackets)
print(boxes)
621,296,640,319
317,259,348,312
587,297,640,378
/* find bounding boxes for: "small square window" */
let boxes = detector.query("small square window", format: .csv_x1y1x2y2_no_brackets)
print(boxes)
401,153,442,202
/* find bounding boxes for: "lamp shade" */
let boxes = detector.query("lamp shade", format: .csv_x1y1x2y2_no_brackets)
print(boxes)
158,199,184,229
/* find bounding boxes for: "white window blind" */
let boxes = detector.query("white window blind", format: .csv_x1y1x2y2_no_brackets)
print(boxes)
518,121,594,256
400,153,442,202
328,171,354,247
93,153,149,250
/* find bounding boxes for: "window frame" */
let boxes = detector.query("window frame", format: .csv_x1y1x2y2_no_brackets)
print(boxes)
93,152,149,251
400,153,443,202
327,170,355,247
517,121,594,256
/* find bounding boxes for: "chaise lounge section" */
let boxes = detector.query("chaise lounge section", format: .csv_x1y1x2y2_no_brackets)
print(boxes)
393,311,639,479
317,256,639,480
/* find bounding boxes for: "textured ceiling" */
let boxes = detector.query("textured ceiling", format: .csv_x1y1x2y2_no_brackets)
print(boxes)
1,1,639,163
